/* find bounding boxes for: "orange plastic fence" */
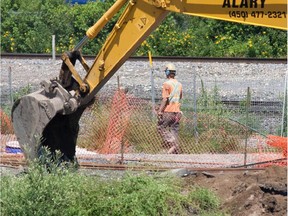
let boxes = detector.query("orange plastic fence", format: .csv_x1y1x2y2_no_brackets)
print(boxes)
1,91,286,169
0,109,13,134
267,135,287,163
99,90,131,154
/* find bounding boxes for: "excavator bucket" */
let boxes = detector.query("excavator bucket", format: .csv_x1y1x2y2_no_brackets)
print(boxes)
11,79,85,162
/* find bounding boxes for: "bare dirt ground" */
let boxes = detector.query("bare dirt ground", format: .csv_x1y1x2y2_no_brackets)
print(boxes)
1,164,286,215
184,166,287,216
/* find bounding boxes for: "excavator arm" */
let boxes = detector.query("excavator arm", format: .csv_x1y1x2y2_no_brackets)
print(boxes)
12,0,287,161
81,0,287,104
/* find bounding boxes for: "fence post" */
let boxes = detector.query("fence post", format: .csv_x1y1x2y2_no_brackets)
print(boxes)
148,51,155,117
281,74,287,137
117,75,120,90
193,69,198,138
117,75,124,164
52,35,56,60
8,66,13,105
244,87,251,167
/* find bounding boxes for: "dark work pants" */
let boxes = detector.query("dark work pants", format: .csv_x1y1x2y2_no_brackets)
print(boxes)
157,112,181,152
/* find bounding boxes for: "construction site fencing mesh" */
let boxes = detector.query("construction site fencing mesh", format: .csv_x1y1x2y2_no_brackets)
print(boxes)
76,89,286,168
1,88,287,169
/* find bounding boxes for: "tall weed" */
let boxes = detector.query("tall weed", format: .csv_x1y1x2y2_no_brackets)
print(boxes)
0,150,225,215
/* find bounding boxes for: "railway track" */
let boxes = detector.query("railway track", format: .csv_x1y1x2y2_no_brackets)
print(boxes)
1,152,285,171
1,53,285,113
131,98,284,113
140,98,283,106
0,154,268,171
1,53,287,64
219,100,283,113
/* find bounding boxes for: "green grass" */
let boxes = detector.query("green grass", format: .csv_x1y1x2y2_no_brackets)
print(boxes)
0,151,226,216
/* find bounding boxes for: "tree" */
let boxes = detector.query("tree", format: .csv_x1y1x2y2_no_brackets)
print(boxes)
1,0,287,57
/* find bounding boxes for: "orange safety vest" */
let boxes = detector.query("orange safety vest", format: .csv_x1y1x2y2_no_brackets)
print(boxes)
162,79,182,113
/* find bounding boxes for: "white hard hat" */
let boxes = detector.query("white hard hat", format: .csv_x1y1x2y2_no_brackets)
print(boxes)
165,63,176,71
165,63,176,76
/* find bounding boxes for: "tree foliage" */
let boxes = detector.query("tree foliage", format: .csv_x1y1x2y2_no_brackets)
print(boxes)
1,0,287,57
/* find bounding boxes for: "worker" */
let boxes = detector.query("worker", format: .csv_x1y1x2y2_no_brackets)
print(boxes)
157,63,183,154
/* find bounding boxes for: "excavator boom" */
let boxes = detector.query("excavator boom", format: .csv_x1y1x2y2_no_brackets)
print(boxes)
82,0,287,104
12,0,287,161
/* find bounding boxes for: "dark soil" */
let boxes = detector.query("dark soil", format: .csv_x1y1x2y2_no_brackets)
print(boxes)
184,166,287,216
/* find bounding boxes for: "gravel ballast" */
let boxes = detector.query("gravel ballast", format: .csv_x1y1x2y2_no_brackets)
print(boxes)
1,58,287,104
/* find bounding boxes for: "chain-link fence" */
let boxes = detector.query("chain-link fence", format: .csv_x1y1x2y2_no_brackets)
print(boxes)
1,71,287,169
73,87,286,168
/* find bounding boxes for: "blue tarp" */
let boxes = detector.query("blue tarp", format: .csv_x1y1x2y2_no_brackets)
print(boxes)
66,0,97,4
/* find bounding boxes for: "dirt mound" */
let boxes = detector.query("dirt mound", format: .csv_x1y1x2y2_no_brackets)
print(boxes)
185,166,287,216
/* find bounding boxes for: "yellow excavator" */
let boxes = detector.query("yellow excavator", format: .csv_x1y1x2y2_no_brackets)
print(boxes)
12,0,287,161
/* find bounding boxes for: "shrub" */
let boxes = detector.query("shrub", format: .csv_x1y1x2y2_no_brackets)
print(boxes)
189,187,220,211
0,149,225,215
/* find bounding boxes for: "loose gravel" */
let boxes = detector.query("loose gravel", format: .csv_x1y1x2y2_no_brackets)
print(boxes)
1,58,287,105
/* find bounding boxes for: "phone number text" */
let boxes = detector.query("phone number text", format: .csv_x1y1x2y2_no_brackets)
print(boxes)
229,11,286,19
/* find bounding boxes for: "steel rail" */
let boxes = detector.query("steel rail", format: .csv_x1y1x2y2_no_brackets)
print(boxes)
124,98,284,114
1,53,287,64
79,162,266,172
0,159,266,172
95,94,283,111
129,98,283,106
0,154,275,172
